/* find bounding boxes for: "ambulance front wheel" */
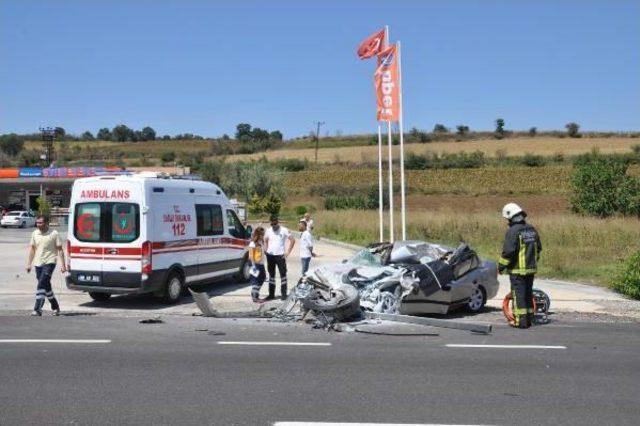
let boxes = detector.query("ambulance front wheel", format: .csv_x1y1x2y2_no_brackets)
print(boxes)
162,271,184,304
235,255,251,283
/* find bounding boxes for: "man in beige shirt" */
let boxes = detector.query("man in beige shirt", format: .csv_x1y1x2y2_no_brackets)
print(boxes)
26,216,66,316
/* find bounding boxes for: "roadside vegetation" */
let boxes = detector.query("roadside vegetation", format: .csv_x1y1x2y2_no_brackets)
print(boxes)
3,124,640,296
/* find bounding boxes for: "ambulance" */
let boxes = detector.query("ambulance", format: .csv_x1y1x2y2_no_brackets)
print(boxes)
65,172,251,303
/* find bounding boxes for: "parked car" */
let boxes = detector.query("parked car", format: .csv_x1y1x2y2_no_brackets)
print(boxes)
0,211,37,228
298,240,499,315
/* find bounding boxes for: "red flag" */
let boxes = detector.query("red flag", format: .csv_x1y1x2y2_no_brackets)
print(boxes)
357,28,385,60
374,44,400,122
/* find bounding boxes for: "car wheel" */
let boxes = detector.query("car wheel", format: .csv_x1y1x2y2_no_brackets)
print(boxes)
302,284,360,321
20,221,25,228
162,271,183,304
89,292,111,302
467,286,486,312
235,255,251,283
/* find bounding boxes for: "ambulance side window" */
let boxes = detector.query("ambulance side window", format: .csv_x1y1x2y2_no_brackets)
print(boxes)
74,203,101,242
196,204,224,236
226,210,245,239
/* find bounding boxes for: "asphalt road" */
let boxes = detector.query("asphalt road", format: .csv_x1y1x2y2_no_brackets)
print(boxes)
1,314,639,426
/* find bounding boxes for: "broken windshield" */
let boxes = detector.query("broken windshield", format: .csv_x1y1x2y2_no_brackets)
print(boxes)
349,248,383,267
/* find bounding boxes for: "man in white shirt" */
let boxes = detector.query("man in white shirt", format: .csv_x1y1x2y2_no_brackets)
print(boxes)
298,220,316,275
264,215,295,300
301,212,314,232
26,216,66,316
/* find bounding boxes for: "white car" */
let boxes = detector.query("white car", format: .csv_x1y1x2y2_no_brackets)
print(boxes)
1,211,37,228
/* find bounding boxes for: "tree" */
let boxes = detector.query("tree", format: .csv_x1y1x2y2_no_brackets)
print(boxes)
140,126,156,141
162,135,171,140
97,128,111,140
269,130,283,141
235,123,252,140
0,134,24,156
433,123,449,133
221,134,230,141
251,127,269,142
529,127,537,137
82,131,94,140
53,127,66,138
456,125,469,136
494,118,505,139
566,122,581,138
112,124,133,142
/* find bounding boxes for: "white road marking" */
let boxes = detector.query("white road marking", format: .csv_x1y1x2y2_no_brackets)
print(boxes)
0,339,111,344
274,423,491,426
446,344,566,349
218,341,331,347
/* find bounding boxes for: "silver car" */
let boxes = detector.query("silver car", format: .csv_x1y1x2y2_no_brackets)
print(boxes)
1,211,36,228
301,240,499,315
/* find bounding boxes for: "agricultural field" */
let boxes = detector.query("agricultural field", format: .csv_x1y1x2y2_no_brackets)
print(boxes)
226,137,640,164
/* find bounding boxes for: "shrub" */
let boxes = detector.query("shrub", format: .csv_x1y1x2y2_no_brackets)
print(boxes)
611,251,640,299
272,158,308,172
570,156,640,217
519,153,546,167
161,151,176,163
294,205,308,216
309,184,362,197
529,127,537,137
405,153,430,170
632,144,640,155
324,195,368,210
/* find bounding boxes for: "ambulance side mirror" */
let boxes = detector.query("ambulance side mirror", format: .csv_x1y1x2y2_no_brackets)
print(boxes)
245,225,253,239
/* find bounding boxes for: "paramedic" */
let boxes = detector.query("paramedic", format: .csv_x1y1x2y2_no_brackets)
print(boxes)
249,226,267,303
264,215,295,300
26,215,65,316
498,203,542,329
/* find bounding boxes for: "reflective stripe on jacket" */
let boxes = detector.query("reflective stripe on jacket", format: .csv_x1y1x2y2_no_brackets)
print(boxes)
499,221,542,275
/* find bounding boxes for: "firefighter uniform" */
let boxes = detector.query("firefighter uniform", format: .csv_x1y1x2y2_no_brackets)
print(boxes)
499,220,542,328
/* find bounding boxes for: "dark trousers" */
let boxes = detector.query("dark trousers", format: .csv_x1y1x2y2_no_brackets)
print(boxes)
266,254,288,296
34,263,60,312
250,264,266,299
510,274,534,328
301,257,311,275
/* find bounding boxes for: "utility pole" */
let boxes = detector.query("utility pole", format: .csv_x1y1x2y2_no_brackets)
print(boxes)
313,121,325,163
39,127,56,167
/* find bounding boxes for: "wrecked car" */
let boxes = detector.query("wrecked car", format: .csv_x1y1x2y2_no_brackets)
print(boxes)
297,240,499,316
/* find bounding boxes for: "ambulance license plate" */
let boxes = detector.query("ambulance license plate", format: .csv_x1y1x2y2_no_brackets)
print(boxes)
78,274,100,283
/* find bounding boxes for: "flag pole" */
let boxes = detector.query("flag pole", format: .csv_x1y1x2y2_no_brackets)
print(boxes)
384,25,394,243
397,41,406,241
377,124,384,242
387,120,394,243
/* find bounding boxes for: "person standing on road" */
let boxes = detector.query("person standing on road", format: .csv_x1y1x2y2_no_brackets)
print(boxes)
301,212,314,232
26,215,66,316
249,226,267,303
298,220,316,276
498,203,542,329
264,215,295,300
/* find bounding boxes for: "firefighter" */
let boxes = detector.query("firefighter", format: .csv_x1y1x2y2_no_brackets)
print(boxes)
498,203,542,329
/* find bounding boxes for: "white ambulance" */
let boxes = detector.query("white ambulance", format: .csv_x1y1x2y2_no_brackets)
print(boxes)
66,172,251,303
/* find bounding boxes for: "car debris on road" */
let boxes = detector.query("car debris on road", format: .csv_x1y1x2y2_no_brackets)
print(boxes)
190,240,495,335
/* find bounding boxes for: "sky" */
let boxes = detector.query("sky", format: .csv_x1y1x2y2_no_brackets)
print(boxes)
1,0,639,138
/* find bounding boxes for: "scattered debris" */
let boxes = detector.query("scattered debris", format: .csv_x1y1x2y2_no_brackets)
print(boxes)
363,312,492,334
139,317,164,324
